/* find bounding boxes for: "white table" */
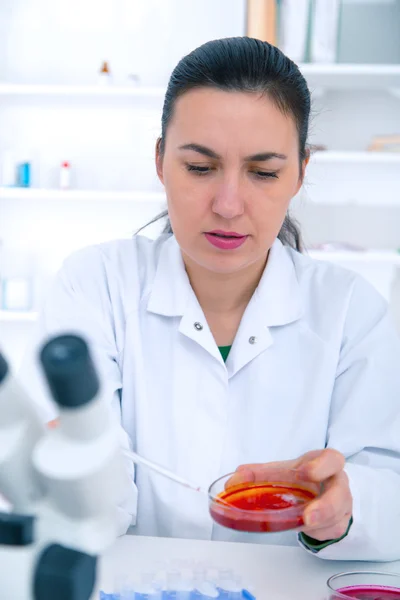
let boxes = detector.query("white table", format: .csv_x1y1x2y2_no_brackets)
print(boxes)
99,536,400,599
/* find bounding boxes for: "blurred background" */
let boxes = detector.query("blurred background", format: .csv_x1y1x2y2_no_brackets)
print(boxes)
1,0,400,368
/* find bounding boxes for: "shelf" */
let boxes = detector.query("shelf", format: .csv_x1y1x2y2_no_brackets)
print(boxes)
308,250,400,265
1,65,400,99
0,65,398,110
311,151,400,164
0,83,166,98
299,63,400,94
0,188,166,203
1,153,398,204
0,310,38,322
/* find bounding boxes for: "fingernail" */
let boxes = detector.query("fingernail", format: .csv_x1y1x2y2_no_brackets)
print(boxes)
297,458,319,474
305,510,320,527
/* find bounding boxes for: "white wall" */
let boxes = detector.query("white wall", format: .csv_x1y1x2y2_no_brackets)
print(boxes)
0,0,247,85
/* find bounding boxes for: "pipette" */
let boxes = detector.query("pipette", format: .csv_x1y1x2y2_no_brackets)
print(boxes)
123,449,209,495
42,424,210,496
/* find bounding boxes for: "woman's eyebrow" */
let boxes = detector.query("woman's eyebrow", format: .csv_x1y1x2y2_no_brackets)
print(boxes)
244,151,287,161
178,143,221,159
178,144,287,162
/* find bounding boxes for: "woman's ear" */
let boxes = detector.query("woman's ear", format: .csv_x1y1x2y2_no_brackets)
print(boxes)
301,148,311,180
294,148,310,195
155,137,164,184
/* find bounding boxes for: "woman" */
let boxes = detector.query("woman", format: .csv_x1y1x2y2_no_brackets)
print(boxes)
21,38,400,561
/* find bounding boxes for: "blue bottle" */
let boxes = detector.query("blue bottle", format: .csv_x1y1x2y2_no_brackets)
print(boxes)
17,162,31,187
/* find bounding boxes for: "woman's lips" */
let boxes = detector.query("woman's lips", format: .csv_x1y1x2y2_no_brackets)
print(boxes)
204,231,248,250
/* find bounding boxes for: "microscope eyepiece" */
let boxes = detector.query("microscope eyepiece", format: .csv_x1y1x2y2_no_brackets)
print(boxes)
0,353,8,386
40,335,99,409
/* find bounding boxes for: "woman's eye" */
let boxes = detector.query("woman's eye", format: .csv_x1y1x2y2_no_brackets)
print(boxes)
253,170,279,180
186,164,212,175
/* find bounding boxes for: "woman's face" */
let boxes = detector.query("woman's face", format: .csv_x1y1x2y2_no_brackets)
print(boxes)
156,88,307,274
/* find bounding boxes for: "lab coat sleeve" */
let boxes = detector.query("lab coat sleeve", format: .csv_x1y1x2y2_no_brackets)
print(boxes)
299,275,400,561
18,247,138,535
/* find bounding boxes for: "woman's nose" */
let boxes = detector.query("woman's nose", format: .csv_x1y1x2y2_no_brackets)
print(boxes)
212,177,244,220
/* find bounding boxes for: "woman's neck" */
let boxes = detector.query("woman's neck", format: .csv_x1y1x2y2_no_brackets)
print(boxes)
182,252,268,345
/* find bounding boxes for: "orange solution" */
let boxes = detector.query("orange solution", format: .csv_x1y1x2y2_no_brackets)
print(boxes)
210,481,317,533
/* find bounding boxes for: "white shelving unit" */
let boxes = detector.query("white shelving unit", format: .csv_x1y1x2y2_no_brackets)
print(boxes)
299,63,400,94
1,64,400,97
311,151,400,165
0,84,166,98
0,310,38,322
0,152,398,207
0,188,165,203
300,150,400,207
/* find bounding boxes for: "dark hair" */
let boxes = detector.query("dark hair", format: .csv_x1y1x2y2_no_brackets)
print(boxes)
141,37,311,251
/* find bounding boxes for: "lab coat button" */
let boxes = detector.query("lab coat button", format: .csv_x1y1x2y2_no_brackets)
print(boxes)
249,336,257,345
194,322,203,331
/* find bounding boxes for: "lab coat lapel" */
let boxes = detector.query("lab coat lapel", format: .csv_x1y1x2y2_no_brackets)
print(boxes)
146,235,223,363
147,235,190,317
178,297,223,363
227,240,304,378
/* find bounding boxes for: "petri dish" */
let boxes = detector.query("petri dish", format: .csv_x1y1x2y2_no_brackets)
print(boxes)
208,467,320,533
326,571,400,599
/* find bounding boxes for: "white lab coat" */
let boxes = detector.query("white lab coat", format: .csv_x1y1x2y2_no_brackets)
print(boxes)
19,234,400,561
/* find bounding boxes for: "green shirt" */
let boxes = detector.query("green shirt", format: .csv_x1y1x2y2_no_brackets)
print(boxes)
218,345,231,362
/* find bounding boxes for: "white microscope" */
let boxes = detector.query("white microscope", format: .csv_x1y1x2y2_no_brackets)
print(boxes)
0,333,130,600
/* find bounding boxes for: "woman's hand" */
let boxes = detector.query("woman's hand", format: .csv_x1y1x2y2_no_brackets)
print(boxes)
231,449,352,542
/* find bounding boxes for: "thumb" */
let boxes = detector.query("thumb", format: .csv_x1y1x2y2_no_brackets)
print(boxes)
294,450,325,470
296,449,345,482
225,466,255,489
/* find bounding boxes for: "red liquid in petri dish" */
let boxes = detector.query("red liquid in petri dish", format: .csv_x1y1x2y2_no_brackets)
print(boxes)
334,586,400,599
209,481,317,533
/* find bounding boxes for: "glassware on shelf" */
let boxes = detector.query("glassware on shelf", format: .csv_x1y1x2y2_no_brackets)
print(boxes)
17,162,31,188
0,248,35,312
98,61,112,85
60,161,71,189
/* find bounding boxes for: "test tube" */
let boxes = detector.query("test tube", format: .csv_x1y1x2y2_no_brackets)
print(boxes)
195,581,220,598
164,568,194,600
217,573,243,600
124,583,162,600
242,590,256,600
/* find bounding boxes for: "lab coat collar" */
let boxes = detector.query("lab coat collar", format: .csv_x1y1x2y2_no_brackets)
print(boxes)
147,235,191,317
225,239,303,376
147,235,303,327
254,238,304,327
147,236,222,363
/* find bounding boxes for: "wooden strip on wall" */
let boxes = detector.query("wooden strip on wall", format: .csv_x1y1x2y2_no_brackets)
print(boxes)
246,0,277,46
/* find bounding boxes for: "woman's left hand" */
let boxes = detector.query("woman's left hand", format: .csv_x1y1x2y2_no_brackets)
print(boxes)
231,449,353,542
